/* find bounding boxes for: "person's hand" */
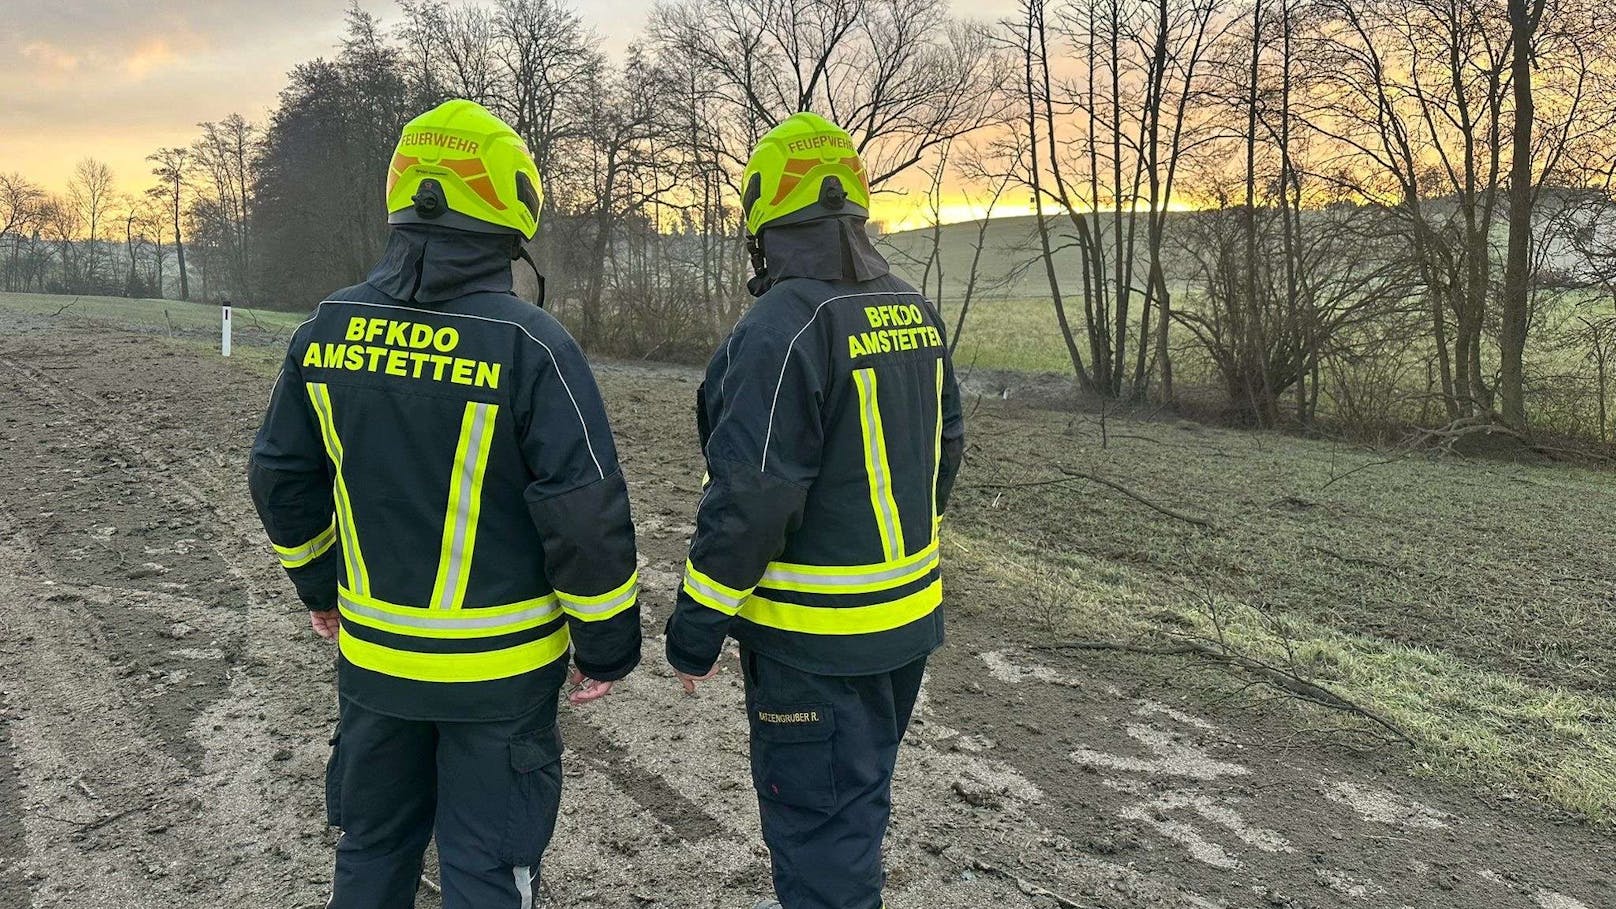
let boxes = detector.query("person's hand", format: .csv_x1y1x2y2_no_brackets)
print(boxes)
676,666,719,694
309,609,340,640
568,669,615,706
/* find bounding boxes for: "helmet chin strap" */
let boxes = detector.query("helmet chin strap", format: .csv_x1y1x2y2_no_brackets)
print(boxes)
515,244,547,309
745,233,770,298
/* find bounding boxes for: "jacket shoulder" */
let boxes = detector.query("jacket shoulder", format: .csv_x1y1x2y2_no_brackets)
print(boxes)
744,275,924,335
458,292,579,352
741,279,840,339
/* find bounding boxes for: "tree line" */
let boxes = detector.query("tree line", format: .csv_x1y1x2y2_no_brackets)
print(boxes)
5,0,1616,441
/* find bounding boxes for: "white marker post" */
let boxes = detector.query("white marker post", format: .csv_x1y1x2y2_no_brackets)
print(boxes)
221,302,232,357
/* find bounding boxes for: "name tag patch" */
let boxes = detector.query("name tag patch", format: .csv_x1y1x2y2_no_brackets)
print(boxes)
757,709,822,725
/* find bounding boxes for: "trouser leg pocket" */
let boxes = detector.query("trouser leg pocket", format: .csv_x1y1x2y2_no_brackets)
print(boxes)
498,723,564,869
750,703,838,812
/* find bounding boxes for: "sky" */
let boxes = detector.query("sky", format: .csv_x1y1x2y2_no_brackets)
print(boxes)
0,0,1023,232
0,1,652,203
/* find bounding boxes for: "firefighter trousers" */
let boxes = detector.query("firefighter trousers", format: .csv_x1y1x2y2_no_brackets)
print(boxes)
742,647,927,909
324,664,566,909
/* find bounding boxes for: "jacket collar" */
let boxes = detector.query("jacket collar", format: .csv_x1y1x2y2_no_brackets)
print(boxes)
749,215,891,297
366,225,518,304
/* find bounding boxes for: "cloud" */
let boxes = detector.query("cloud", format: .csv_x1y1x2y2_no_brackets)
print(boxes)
20,41,80,73
0,0,707,197
124,39,181,79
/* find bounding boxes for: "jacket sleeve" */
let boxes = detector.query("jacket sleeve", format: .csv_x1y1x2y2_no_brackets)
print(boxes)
665,323,822,676
249,344,342,611
519,331,641,682
936,346,966,515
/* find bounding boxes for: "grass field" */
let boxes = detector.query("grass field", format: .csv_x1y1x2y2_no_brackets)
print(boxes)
936,297,1077,374
949,398,1616,825
0,291,308,335
0,291,310,373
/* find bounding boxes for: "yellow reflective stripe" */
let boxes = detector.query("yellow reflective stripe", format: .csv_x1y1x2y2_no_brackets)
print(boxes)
338,623,571,683
306,383,370,595
760,542,940,595
429,401,499,610
931,357,944,532
739,579,943,635
682,560,751,615
338,588,561,640
273,519,337,569
854,368,904,561
557,572,639,622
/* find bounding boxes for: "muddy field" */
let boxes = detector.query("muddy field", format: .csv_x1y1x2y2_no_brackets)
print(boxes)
0,303,1612,909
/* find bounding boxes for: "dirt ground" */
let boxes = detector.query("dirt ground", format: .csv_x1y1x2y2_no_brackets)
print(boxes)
0,309,1611,909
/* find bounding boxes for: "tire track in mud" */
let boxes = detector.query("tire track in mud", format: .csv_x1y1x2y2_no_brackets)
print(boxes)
557,710,728,841
0,528,219,907
0,350,345,908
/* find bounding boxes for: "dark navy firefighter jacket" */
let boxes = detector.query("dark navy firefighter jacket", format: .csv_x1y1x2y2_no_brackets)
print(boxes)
666,220,966,678
249,226,640,722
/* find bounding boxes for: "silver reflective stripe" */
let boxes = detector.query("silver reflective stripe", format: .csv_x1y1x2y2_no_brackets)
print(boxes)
560,582,638,616
340,592,559,631
683,574,745,612
855,369,904,560
435,402,495,610
276,524,335,566
514,866,533,909
762,548,940,589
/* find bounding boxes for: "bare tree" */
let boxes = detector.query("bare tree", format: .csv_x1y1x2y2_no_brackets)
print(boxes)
573,50,682,348
191,114,257,301
491,0,602,186
1306,0,1513,420
148,147,191,300
68,159,118,291
1009,0,1093,389
0,172,46,292
399,1,503,103
1498,0,1550,428
488,0,604,277
39,195,83,291
650,0,1008,188
998,0,1224,400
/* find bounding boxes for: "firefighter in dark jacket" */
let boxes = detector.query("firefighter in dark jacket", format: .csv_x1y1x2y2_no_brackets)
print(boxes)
665,112,966,909
248,100,640,909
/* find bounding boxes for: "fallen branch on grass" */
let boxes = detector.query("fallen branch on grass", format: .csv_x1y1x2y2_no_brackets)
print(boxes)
975,468,1216,530
1320,454,1405,491
1402,416,1611,463
50,296,80,317
1035,637,1413,746
1055,468,1218,529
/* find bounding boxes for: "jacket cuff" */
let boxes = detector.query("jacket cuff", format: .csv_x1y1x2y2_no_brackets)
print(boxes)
297,586,338,612
574,648,640,683
664,614,722,676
